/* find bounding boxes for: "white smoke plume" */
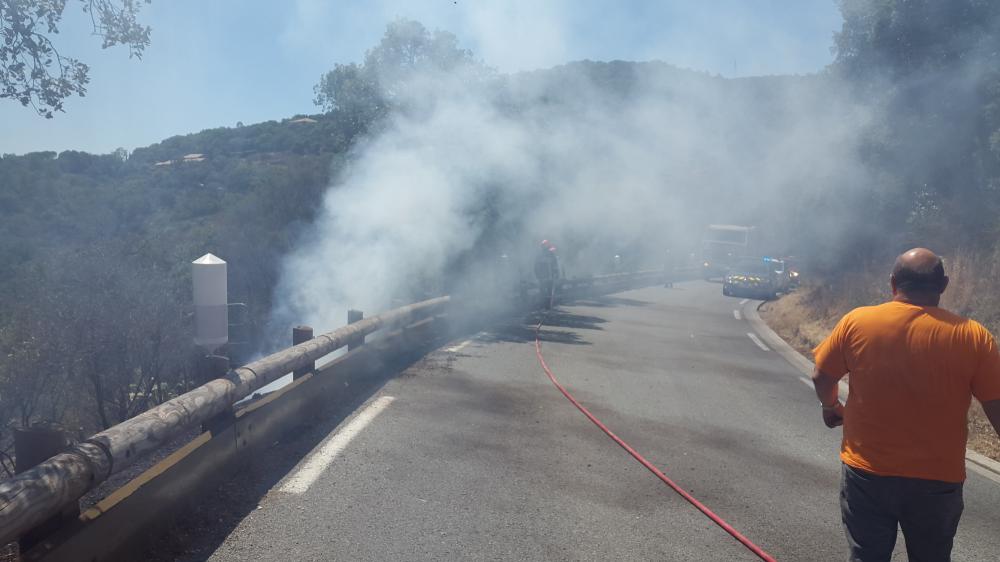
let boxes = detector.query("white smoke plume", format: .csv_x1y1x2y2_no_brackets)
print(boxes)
270,25,874,336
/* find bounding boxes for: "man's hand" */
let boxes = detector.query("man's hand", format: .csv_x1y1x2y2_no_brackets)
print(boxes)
822,403,845,428
812,367,845,428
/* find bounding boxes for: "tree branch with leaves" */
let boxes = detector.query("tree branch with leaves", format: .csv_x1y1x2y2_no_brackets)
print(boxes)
314,18,491,124
0,0,151,118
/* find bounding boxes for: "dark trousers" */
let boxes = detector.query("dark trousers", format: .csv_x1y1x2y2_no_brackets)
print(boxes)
841,463,964,562
538,280,554,308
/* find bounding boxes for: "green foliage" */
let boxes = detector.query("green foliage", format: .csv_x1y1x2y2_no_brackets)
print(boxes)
833,0,1000,251
363,19,478,95
314,63,384,123
0,0,152,117
0,113,348,433
313,18,489,118
835,0,1000,78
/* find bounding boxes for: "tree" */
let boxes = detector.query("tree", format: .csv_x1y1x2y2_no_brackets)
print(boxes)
832,0,1000,248
314,18,488,119
834,0,1000,79
1,0,152,118
362,18,477,99
313,62,384,124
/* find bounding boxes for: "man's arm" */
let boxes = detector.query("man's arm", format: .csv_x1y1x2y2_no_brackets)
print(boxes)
984,399,1000,438
812,367,845,428
812,314,852,429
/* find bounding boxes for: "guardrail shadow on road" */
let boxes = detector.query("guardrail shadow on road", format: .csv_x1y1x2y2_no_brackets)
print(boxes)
481,322,593,347
484,276,666,347
532,310,607,331
572,295,654,308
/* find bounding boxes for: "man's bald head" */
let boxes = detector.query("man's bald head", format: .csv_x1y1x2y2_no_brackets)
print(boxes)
891,248,947,296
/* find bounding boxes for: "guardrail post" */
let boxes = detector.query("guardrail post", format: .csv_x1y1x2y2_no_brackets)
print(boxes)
13,426,66,474
292,326,314,379
348,309,364,351
14,426,77,553
199,355,233,434
198,354,230,385
227,302,250,366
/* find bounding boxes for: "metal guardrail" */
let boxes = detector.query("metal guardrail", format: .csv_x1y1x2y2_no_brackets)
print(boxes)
0,297,450,547
1,268,668,550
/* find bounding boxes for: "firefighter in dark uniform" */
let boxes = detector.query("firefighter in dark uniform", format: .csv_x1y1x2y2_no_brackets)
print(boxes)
535,240,559,308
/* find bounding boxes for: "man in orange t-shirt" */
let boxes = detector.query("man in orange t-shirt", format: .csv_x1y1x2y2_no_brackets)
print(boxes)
812,248,1000,562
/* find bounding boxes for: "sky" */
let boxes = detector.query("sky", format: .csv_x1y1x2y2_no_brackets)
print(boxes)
0,1,843,156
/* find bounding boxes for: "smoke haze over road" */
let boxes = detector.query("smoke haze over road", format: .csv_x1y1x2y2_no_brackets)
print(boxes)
270,19,874,336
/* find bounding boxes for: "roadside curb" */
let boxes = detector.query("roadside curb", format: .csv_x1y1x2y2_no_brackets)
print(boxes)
966,450,1000,485
742,299,1000,486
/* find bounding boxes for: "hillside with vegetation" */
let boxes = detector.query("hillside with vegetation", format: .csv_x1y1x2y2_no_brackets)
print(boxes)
0,114,352,442
0,28,643,451
3,0,1000,468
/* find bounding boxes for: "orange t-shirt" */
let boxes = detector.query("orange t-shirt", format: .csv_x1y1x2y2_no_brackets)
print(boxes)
813,301,1000,482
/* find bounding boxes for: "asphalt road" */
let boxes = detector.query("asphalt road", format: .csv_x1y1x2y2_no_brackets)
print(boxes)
202,281,1000,561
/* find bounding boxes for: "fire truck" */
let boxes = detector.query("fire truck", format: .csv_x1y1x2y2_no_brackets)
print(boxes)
700,225,755,280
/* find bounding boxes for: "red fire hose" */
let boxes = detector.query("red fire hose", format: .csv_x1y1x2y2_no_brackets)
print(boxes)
533,313,777,561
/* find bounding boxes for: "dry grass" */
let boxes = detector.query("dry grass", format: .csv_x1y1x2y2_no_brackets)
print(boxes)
759,289,839,356
761,275,1000,463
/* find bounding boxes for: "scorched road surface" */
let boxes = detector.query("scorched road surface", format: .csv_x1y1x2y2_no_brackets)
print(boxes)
204,281,1000,561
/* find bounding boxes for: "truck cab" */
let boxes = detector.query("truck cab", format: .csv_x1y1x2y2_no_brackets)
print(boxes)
701,225,755,280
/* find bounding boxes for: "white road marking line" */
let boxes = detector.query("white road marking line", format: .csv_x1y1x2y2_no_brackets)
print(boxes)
747,332,771,352
733,310,742,320
798,376,812,388
445,331,486,353
739,299,749,305
279,396,395,494
445,339,473,353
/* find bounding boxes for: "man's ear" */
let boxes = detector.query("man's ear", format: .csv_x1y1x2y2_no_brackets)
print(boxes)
939,275,950,294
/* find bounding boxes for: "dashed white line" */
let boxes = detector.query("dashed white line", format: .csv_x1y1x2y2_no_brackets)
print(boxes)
739,299,749,305
747,332,771,352
445,331,486,353
279,396,395,494
733,310,742,320
798,376,812,388
445,339,473,353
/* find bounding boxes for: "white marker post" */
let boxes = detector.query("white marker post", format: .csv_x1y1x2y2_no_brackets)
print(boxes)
192,253,228,354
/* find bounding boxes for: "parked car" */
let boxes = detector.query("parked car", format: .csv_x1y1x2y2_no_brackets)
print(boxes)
722,257,779,299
